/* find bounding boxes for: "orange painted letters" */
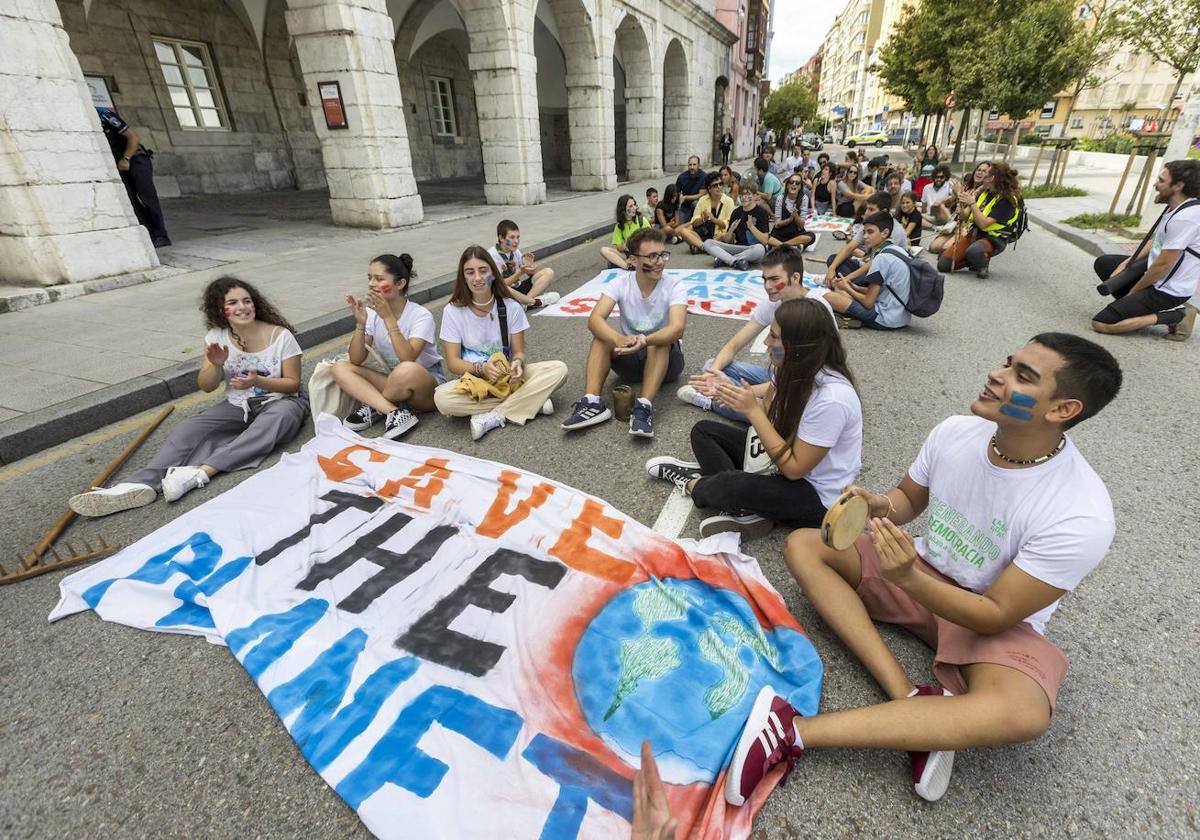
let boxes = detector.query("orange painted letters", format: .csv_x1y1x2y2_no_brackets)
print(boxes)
548,499,632,583
476,470,556,539
377,458,452,508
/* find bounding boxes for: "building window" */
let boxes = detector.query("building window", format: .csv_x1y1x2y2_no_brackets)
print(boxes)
427,76,458,137
153,39,227,130
1070,117,1084,129
1040,101,1057,119
989,109,1000,119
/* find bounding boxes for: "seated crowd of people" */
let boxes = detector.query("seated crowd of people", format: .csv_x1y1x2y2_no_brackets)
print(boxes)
64,147,1200,834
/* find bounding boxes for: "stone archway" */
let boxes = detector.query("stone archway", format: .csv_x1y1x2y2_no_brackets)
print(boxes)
614,14,660,181
662,38,690,171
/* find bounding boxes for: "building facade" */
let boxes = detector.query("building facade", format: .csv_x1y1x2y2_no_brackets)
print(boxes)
2,0,735,286
713,0,761,160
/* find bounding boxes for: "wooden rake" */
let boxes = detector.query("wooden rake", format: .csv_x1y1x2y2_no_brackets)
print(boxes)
0,405,174,586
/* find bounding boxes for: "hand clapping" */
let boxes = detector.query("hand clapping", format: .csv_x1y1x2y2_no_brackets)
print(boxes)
346,294,367,326
204,342,228,366
714,377,759,416
366,289,395,322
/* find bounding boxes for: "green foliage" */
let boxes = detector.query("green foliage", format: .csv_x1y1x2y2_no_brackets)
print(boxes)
1062,212,1141,230
1116,0,1200,78
1189,147,1200,159
1022,183,1088,198
1075,135,1137,154
801,117,825,135
760,81,818,140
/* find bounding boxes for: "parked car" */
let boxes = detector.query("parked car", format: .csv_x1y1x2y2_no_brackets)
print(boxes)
800,132,823,150
886,128,924,146
844,130,888,148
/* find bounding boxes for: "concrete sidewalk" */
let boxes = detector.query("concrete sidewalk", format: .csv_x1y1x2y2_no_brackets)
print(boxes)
0,171,679,463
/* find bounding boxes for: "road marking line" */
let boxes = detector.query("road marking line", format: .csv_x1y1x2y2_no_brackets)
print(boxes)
0,333,352,483
749,326,768,354
651,491,693,539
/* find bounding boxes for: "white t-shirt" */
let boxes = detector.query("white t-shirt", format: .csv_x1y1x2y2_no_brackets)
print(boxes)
1148,200,1200,298
908,415,1115,635
795,369,863,507
487,245,523,282
752,293,838,330
439,299,529,365
365,301,442,372
601,271,688,336
921,182,952,211
205,326,302,414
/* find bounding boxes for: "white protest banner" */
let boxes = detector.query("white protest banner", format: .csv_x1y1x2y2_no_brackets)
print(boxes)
803,214,854,234
51,416,824,839
537,269,825,321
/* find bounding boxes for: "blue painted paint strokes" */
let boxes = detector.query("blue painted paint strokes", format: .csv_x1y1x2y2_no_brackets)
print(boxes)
305,657,420,772
1009,391,1037,407
522,733,634,839
335,686,522,808
572,578,823,785
268,628,367,746
226,598,329,680
156,556,253,629
1000,404,1034,421
83,531,224,609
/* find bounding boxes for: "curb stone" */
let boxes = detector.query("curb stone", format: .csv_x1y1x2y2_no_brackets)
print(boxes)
0,221,611,465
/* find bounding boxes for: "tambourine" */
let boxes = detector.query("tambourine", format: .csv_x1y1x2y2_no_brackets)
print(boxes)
820,493,870,550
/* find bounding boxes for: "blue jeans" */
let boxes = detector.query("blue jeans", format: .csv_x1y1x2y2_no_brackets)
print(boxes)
826,254,861,277
703,357,771,422
679,202,696,224
844,300,903,330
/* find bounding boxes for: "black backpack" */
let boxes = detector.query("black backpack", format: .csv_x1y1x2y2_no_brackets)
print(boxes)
997,195,1028,243
881,245,944,317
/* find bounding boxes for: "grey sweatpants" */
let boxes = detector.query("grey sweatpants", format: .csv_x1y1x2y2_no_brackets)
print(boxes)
127,395,308,490
702,240,767,266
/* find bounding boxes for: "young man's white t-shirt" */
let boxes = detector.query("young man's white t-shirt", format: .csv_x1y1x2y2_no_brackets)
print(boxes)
921,181,952,212
204,326,301,416
1148,200,1200,298
486,245,523,282
795,369,863,507
365,301,442,372
908,415,1115,634
752,293,838,330
601,271,688,337
439,298,529,365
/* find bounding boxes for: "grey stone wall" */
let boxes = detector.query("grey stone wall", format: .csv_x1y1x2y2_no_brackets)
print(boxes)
397,31,482,182
262,0,325,190
58,0,313,196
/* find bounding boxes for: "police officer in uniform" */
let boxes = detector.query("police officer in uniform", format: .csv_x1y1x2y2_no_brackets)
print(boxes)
96,107,171,247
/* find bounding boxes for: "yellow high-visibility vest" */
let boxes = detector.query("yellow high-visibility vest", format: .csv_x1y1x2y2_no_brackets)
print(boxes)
975,190,1021,234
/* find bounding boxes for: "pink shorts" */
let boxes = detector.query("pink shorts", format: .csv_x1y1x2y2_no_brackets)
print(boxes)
854,534,1069,712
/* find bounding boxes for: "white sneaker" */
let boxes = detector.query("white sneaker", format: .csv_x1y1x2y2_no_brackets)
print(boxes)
676,384,713,411
470,410,506,441
69,482,156,517
527,291,561,310
161,466,210,503
540,398,555,416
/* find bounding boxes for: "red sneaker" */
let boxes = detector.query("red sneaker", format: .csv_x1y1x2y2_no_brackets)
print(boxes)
725,686,804,806
908,684,955,802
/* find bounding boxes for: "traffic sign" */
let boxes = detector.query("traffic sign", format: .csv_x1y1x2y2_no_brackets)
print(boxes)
944,92,957,109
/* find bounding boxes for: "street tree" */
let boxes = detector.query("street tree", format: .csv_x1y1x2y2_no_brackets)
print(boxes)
1116,0,1200,122
760,80,818,142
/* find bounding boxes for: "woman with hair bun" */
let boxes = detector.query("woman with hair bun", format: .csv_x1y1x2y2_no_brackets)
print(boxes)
329,253,444,440
69,276,307,516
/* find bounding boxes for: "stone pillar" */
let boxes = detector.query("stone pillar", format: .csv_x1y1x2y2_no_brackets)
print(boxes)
567,80,618,191
0,1,159,287
466,7,546,205
284,0,423,228
624,76,662,181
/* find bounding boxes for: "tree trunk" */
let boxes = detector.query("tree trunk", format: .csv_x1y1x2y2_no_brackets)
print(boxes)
951,106,971,163
931,111,943,150
1009,125,1022,162
972,108,985,166
920,113,930,145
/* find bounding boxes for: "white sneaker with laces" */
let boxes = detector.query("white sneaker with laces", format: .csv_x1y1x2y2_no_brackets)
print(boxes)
470,410,506,441
676,384,713,411
161,466,210,503
538,292,560,306
69,482,157,517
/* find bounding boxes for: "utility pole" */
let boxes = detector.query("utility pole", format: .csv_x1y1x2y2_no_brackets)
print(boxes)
1164,84,1200,162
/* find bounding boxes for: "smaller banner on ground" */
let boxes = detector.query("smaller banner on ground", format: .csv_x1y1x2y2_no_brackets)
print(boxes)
803,214,854,233
537,269,824,321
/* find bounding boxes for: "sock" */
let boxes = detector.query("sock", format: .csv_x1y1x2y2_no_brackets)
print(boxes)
636,397,652,407
1158,308,1186,326
584,393,600,403
792,716,805,748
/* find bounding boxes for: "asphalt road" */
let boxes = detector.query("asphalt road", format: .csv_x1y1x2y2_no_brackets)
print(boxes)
1,222,1198,839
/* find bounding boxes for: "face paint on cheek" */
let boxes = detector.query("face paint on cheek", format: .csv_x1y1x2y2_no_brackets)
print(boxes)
1000,390,1036,421
378,283,393,294
768,345,786,364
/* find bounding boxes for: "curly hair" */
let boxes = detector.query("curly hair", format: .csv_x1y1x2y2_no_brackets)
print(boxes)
988,161,1021,198
201,277,293,348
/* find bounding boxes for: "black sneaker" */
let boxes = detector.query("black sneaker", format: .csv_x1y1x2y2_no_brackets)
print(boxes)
733,259,750,271
345,403,383,431
645,456,701,493
699,512,774,540
561,397,612,431
382,407,419,440
975,267,989,279
629,401,654,437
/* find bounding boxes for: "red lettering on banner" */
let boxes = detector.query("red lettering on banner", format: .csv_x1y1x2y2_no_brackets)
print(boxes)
476,470,556,539
378,458,452,508
548,499,633,582
318,444,391,482
560,296,599,315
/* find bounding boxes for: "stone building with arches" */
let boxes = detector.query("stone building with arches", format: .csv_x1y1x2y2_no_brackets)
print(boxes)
2,0,737,286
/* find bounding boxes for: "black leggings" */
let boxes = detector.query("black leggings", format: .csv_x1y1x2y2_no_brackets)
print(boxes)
688,420,827,527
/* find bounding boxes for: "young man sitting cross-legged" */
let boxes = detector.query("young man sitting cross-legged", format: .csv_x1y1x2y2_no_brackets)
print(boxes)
487,219,560,310
561,227,688,438
724,333,1122,807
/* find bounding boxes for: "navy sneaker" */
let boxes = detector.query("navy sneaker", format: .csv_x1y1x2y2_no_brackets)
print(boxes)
629,401,654,437
561,397,612,431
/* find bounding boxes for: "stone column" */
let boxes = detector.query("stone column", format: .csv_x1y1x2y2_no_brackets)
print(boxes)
285,0,423,228
624,76,662,181
0,1,159,287
466,7,546,205
566,80,618,191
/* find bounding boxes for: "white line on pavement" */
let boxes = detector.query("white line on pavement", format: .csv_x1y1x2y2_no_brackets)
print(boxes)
651,491,693,539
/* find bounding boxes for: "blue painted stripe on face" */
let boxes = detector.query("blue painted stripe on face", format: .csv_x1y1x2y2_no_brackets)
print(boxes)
1008,391,1037,407
1000,404,1033,421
